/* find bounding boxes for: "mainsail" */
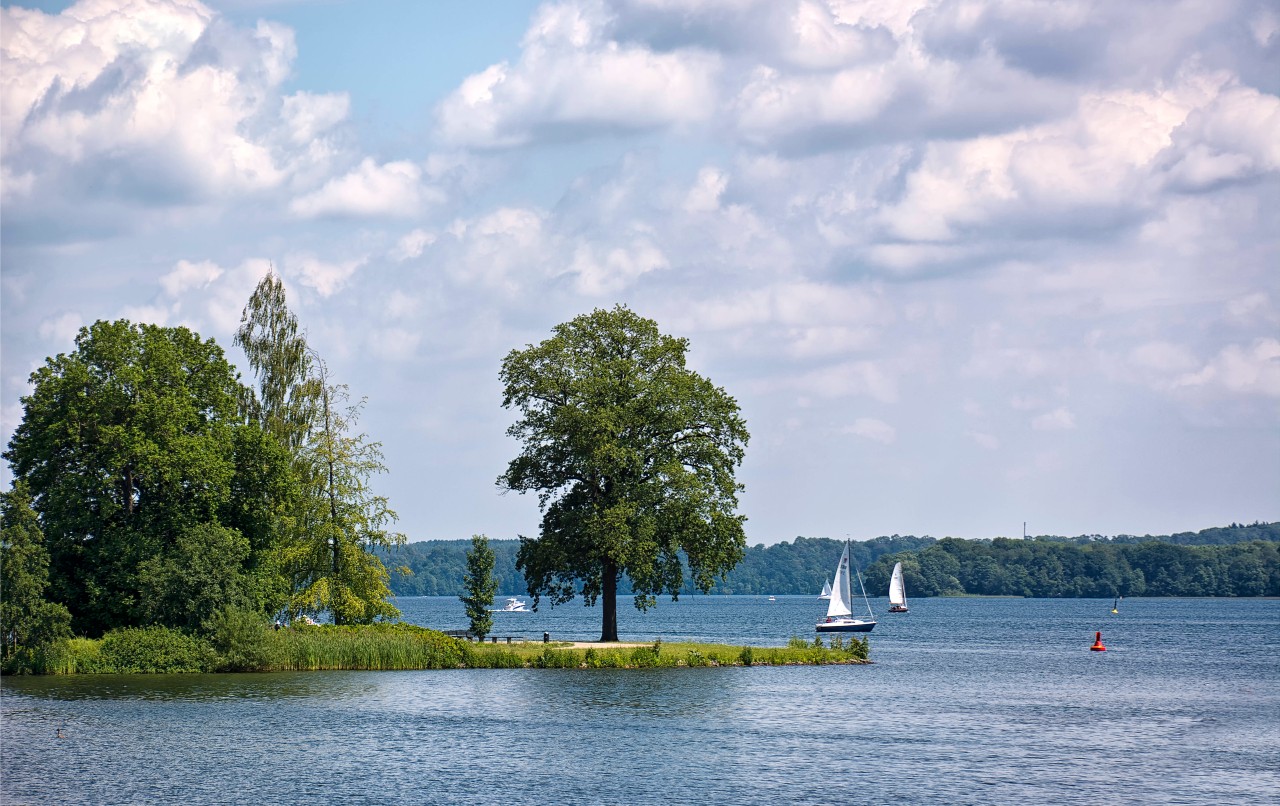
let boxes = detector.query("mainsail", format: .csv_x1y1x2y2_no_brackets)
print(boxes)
826,543,854,618
889,562,906,606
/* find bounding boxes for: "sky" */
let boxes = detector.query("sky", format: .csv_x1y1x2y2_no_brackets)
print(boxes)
2,0,1278,547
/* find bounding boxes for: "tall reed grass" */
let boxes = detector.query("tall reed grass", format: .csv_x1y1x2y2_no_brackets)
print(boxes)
12,624,869,674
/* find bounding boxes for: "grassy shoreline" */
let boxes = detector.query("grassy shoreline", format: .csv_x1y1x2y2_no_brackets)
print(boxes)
8,623,869,675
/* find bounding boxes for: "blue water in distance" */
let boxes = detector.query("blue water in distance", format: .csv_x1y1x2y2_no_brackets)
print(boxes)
4,596,1278,805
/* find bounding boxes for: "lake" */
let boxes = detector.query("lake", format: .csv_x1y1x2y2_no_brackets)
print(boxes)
4,596,1278,805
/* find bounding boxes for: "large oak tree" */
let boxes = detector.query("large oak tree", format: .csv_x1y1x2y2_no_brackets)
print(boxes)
499,306,749,641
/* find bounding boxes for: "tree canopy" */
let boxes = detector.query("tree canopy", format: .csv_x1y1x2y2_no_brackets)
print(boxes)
3,320,288,635
499,305,749,641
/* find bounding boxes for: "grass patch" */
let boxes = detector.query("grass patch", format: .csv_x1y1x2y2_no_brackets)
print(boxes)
17,625,871,674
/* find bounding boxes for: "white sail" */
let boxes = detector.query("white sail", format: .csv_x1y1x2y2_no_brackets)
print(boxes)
819,578,832,599
889,562,906,606
826,543,854,618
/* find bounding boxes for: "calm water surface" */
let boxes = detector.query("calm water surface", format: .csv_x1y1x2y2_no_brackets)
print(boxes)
4,596,1278,805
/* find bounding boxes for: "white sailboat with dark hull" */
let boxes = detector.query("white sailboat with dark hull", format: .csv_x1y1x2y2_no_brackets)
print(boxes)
888,561,908,613
816,542,877,633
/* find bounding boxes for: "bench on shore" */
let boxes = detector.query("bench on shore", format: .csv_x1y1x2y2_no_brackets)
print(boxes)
441,629,550,644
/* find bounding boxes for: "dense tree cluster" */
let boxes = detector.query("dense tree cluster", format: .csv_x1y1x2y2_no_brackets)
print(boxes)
2,277,402,670
863,533,1280,598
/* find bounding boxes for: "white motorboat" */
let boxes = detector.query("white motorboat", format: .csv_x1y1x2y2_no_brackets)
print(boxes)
492,597,530,612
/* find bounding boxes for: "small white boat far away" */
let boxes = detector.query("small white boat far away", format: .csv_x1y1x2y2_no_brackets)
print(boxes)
816,541,876,633
818,578,832,600
491,597,530,612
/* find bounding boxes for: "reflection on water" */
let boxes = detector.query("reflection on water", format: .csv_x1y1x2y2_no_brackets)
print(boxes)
4,597,1279,805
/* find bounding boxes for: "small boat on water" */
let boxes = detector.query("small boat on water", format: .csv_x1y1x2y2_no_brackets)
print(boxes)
492,597,530,612
818,578,832,600
768,596,777,602
816,541,876,633
1111,595,1121,614
888,561,908,613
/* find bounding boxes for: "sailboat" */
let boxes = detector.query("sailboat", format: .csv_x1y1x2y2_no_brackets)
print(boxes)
887,561,908,613
816,542,877,633
818,578,832,600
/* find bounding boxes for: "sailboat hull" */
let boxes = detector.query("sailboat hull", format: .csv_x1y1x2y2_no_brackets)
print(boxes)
888,605,908,613
815,618,876,633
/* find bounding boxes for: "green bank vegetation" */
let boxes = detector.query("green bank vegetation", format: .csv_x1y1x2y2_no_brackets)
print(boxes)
21,621,868,675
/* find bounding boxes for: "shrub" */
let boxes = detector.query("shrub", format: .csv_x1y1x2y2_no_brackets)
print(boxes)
738,646,754,666
534,647,581,668
100,627,216,673
629,643,661,668
206,606,278,672
684,649,710,667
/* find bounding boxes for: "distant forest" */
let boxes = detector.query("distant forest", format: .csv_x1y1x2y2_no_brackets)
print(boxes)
380,522,1280,599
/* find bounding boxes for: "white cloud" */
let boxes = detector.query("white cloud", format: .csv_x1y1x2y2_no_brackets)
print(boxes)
37,312,83,346
683,167,728,213
1176,339,1280,398
1031,407,1076,431
286,253,366,298
436,1,720,147
391,229,437,261
1129,341,1199,375
567,236,669,296
119,303,175,327
291,159,440,218
965,429,1000,450
843,416,896,443
1,0,347,221
161,259,223,296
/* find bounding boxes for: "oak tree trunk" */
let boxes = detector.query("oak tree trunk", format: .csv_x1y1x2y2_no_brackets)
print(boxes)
600,559,619,642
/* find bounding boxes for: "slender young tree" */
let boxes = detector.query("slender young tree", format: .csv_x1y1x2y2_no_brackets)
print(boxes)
234,271,316,453
499,305,750,642
460,534,497,640
235,276,404,625
287,354,404,624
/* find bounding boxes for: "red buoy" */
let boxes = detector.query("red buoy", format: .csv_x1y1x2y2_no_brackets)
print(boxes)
1090,631,1106,651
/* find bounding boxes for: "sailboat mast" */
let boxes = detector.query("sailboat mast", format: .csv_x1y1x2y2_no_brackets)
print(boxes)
856,567,873,618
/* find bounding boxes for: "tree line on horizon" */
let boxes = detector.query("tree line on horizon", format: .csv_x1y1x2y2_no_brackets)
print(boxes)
381,522,1280,599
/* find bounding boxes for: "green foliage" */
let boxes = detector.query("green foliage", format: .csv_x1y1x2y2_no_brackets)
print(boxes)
234,272,316,454
138,524,252,632
862,531,1280,599
460,535,498,639
499,305,750,641
99,626,217,673
236,275,403,626
1,483,73,671
16,630,869,674
3,320,286,635
206,606,280,672
267,622,468,670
